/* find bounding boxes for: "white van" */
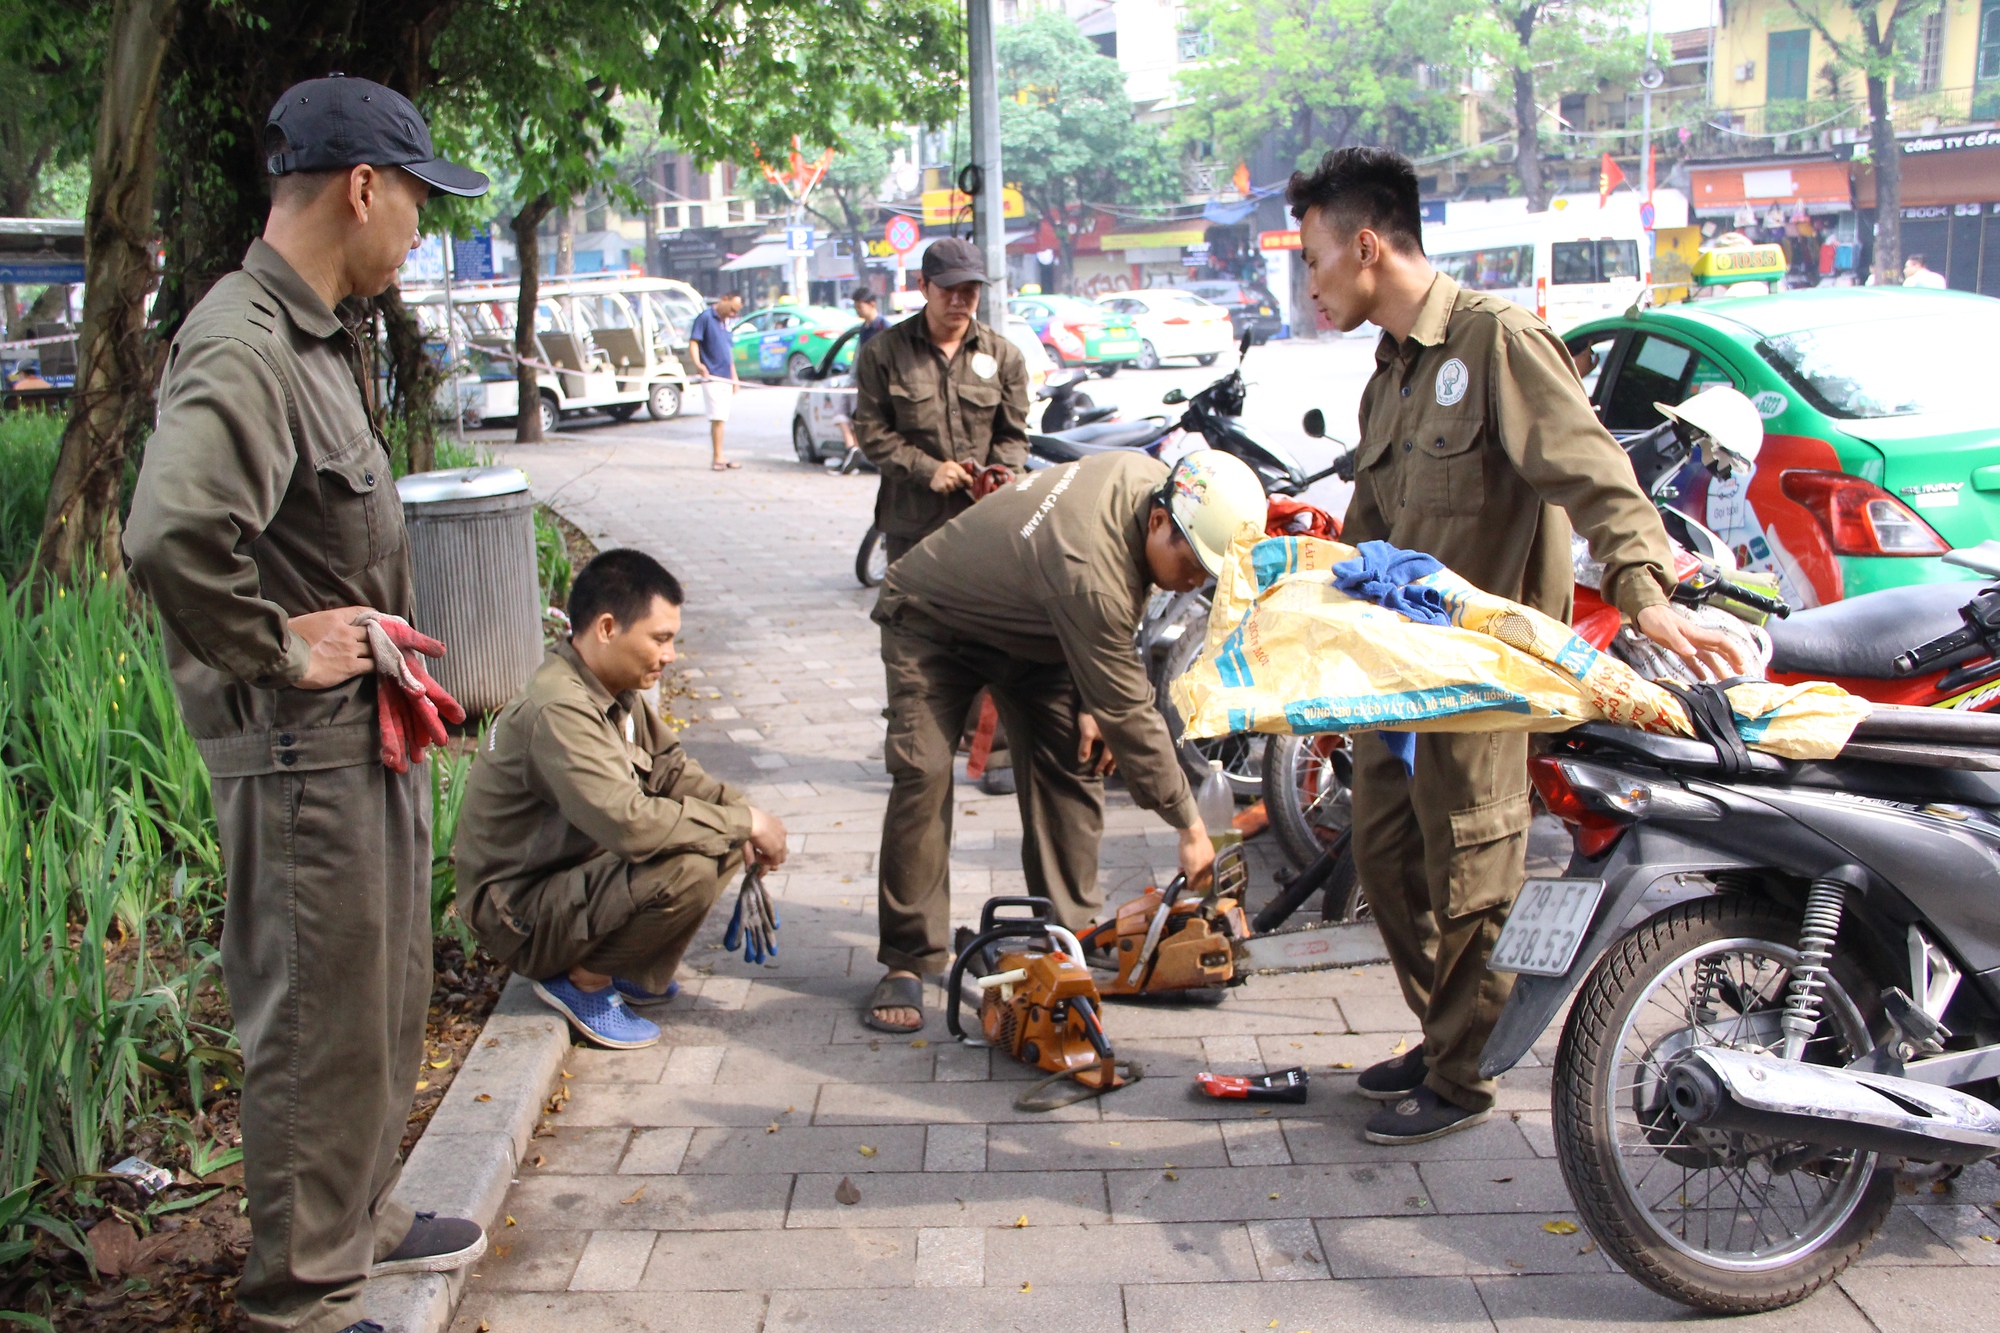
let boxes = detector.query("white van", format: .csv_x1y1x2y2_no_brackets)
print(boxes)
409,275,702,434
1424,200,1659,334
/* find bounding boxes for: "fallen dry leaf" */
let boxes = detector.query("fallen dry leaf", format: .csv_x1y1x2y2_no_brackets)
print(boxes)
493,1245,511,1259
620,1185,646,1205
1542,1220,1579,1235
475,1093,492,1103
1334,1062,1354,1070
480,1322,491,1332
1019,1282,1032,1293
1491,1177,1514,1184
1163,1171,1179,1181
836,1177,862,1206
766,1122,780,1134
1013,1214,1029,1228
532,1155,546,1168
858,1146,877,1158
429,1057,451,1068
505,1215,516,1227
911,1039,929,1048
1579,1242,1598,1255
1268,1193,1280,1200
1108,1140,1122,1147
484,1039,499,1048
1389,1037,1409,1056
87,1219,139,1278
1255,1108,1273,1116
414,1080,429,1091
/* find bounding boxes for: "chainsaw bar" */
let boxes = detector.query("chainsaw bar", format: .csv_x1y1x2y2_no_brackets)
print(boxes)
1231,919,1391,975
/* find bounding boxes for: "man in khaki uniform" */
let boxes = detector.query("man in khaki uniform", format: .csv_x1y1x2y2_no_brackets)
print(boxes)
1288,147,1748,1144
456,549,788,1049
124,77,491,1333
851,237,1030,563
862,449,1268,1031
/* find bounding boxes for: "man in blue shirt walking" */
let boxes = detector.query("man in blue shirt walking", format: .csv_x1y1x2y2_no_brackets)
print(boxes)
687,291,743,470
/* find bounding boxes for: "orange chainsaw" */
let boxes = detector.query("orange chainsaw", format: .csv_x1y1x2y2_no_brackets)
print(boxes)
1077,838,1390,997
947,898,1141,1110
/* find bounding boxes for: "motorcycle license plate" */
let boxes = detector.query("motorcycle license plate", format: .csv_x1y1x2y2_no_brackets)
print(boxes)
1489,878,1604,977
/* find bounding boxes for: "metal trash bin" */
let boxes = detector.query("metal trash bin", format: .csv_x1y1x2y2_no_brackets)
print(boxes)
396,466,544,716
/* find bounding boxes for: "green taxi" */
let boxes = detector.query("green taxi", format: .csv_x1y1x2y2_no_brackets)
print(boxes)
1564,287,2000,607
731,303,858,384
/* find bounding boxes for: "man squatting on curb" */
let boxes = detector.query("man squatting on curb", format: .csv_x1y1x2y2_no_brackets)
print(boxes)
454,550,790,1052
125,76,495,1333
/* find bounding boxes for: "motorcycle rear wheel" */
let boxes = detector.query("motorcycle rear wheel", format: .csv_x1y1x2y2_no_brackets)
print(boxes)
1262,733,1353,873
855,526,889,588
1553,895,1893,1314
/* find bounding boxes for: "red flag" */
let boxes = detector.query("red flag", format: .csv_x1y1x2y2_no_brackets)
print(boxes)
1646,141,1656,200
1598,154,1626,207
1232,161,1251,195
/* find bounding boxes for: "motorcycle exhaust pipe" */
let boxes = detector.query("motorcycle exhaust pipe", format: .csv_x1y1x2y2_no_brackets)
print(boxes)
1665,1047,2000,1167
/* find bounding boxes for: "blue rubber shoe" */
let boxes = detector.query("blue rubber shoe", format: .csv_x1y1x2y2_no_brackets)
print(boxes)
532,976,661,1049
612,978,681,1004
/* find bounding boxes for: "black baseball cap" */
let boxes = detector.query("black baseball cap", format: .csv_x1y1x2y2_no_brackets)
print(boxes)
922,237,991,287
266,74,489,197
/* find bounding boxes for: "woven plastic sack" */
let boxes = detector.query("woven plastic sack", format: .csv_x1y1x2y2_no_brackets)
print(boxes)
1172,529,1867,760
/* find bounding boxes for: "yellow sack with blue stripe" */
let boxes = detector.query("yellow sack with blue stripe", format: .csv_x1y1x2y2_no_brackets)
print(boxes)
1169,530,1867,761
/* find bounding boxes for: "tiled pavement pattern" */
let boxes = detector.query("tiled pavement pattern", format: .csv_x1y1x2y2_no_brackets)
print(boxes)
452,428,2000,1332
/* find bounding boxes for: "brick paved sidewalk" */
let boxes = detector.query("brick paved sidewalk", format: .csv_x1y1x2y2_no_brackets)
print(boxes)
451,428,2000,1333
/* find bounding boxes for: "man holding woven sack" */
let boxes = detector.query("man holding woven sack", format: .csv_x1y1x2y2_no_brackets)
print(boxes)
1288,147,1748,1144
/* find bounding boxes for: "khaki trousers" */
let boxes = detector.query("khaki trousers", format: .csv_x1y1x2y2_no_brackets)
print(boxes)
212,760,431,1333
877,624,1104,974
483,846,740,993
1349,730,1530,1112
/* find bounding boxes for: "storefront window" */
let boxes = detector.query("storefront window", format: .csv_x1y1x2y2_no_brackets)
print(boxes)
1981,0,2000,82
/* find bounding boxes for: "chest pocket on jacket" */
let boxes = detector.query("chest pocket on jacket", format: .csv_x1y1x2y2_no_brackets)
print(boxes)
1407,418,1486,518
887,380,936,436
315,432,399,577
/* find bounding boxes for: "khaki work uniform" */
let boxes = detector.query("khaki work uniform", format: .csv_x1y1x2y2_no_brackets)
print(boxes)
124,240,428,1333
1344,273,1675,1112
872,451,1200,973
852,312,1029,562
454,641,752,991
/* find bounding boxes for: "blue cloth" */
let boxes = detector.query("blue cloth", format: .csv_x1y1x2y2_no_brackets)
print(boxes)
1381,730,1416,778
688,305,735,378
1332,541,1449,626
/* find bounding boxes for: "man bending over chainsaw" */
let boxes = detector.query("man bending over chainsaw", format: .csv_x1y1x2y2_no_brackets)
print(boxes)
863,449,1269,1033
455,549,789,1050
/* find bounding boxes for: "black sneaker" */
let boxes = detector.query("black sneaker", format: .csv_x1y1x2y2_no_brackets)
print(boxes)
337,1324,385,1333
370,1211,487,1276
1354,1042,1427,1101
1363,1085,1491,1145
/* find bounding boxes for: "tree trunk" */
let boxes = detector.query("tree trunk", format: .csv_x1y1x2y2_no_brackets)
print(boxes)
34,0,179,588
375,282,439,474
1865,71,1901,283
512,195,554,444
1512,62,1548,212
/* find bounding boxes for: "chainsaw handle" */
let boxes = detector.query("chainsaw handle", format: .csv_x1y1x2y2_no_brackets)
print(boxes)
978,896,1059,935
945,921,1064,1042
1070,993,1114,1061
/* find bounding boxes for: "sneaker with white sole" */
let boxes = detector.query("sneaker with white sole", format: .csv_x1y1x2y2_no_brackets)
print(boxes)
532,976,661,1049
370,1212,487,1276
1362,1085,1491,1145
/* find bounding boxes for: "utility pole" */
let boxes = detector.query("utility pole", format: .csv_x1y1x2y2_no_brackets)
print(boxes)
1641,0,1656,204
966,0,1007,329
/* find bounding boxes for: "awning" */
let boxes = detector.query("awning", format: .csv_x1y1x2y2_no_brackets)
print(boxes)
1688,159,1851,215
1099,223,1207,250
719,241,794,271
1854,137,2000,208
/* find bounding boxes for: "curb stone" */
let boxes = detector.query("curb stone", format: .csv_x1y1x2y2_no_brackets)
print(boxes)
366,973,572,1332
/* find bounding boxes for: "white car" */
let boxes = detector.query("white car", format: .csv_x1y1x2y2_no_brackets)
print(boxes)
1095,289,1236,370
791,312,1059,464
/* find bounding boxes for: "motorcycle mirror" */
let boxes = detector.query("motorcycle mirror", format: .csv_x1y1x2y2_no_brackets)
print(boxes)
1162,388,1187,405
1238,329,1254,357
1302,408,1326,439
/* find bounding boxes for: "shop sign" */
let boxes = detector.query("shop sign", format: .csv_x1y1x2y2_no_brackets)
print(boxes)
1691,244,1788,285
919,185,1025,225
1259,230,1301,251
1181,241,1212,266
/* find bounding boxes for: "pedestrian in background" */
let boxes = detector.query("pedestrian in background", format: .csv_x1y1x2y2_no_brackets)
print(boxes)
688,291,743,470
124,75,491,1333
853,286,888,347
1903,253,1948,289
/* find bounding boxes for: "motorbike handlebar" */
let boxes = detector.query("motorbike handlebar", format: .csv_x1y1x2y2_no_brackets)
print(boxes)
1894,585,2000,676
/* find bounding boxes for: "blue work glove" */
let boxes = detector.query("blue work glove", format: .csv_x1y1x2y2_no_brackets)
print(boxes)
722,865,779,964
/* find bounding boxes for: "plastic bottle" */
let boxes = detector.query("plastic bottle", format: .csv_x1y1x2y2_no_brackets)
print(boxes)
1197,759,1242,855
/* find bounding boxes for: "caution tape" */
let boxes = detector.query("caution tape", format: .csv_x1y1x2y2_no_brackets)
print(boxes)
473,341,860,394
0,332,79,353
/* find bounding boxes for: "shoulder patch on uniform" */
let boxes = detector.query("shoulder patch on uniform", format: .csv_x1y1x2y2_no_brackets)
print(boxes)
1434,357,1470,406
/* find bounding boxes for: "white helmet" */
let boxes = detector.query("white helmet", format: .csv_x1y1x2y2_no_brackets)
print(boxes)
1163,449,1269,575
1655,385,1765,469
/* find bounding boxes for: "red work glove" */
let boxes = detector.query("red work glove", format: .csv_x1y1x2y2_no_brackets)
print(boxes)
969,463,1018,500
1265,495,1339,539
356,613,467,773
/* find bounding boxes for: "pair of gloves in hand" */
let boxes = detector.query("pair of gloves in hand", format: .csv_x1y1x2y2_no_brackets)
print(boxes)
356,613,466,773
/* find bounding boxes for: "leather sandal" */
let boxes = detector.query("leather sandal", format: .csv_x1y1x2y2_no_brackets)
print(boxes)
862,974,926,1033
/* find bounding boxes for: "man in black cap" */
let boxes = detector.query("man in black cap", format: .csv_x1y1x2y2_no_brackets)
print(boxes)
849,236,1029,1031
126,75,489,1333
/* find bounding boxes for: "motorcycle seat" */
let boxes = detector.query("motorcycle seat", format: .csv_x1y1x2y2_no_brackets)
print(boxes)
1765,580,1980,680
1029,420,1168,461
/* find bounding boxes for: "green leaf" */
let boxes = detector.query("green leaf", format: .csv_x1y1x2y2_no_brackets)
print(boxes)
147,1187,221,1217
